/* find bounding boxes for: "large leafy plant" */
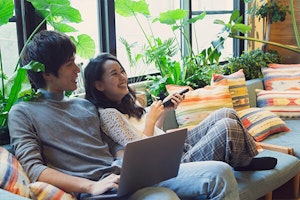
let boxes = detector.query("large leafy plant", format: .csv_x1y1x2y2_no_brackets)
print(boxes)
0,0,96,131
115,0,224,97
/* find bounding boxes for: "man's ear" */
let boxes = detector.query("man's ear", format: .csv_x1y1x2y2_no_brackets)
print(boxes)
42,72,52,81
95,81,105,91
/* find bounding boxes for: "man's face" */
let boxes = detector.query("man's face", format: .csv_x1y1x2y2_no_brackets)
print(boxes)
45,56,80,93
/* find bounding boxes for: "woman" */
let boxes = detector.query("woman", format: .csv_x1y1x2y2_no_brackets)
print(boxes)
84,53,259,168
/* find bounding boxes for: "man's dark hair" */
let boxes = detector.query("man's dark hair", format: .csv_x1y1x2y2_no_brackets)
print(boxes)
21,30,76,89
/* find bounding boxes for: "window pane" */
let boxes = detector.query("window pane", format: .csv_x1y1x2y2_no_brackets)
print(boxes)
192,14,233,61
115,1,180,80
192,1,233,11
0,23,19,77
191,0,234,61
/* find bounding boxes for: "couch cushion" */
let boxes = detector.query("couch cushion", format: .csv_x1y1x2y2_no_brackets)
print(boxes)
235,149,300,200
263,120,300,159
237,107,290,142
166,85,233,129
256,89,300,119
29,182,76,200
211,69,250,111
261,66,300,91
0,147,31,198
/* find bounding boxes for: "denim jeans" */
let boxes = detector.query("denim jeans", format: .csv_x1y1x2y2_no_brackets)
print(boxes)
155,161,239,200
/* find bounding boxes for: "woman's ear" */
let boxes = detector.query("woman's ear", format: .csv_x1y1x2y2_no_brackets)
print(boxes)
95,81,105,91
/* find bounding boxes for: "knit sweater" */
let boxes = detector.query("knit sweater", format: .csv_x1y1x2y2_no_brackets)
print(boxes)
8,90,123,182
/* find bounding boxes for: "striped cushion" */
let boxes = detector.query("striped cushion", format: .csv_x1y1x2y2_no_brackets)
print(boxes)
166,85,233,129
261,66,300,91
211,69,250,111
238,107,290,142
256,89,300,119
0,147,30,197
29,182,76,200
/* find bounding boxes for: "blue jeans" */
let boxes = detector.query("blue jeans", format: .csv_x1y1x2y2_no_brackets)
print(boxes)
155,161,239,200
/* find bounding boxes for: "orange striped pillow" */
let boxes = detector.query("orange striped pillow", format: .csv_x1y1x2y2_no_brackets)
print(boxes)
166,85,233,129
262,66,300,91
29,182,76,200
0,147,30,197
211,69,250,111
238,107,290,141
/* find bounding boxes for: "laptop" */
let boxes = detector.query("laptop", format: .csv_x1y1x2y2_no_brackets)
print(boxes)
85,128,187,199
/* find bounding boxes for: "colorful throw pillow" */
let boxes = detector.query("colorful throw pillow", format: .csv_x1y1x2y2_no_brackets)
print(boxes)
237,107,290,142
211,69,250,111
29,182,76,200
268,63,300,68
166,85,233,129
256,89,300,119
0,147,31,197
261,66,300,91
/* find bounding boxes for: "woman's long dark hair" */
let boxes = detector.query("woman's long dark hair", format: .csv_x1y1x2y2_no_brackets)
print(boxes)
84,53,145,119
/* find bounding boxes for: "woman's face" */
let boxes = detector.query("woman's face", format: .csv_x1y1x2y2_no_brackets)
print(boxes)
95,59,129,103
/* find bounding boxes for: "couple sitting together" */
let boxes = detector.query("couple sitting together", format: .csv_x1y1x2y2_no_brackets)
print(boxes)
8,30,275,200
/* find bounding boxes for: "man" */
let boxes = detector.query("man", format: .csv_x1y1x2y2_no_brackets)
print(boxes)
8,30,239,199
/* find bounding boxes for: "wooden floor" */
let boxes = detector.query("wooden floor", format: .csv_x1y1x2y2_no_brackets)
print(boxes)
258,179,300,200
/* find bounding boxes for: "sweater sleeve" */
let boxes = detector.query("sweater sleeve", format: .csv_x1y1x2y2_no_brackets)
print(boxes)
8,104,47,182
98,108,141,146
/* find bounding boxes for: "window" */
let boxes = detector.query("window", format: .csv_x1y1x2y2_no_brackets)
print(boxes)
0,20,19,77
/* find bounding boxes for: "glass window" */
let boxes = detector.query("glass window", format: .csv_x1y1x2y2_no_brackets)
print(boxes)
191,0,235,61
0,22,19,77
115,1,180,80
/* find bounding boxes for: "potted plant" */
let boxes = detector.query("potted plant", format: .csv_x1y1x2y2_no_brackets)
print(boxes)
214,1,300,55
0,0,96,145
115,0,225,98
222,49,282,80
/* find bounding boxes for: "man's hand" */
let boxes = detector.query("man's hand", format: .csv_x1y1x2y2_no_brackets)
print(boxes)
89,174,120,195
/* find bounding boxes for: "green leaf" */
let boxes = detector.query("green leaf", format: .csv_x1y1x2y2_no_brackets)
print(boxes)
0,0,14,26
22,61,45,72
71,34,95,59
214,19,226,25
233,24,251,34
28,0,82,23
115,0,150,17
157,9,188,25
187,11,206,24
229,10,240,23
50,22,78,33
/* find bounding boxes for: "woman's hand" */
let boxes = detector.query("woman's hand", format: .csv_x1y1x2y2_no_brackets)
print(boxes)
147,100,165,125
89,174,120,195
163,93,185,110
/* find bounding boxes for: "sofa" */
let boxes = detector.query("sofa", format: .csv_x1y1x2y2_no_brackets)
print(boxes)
1,79,300,200
163,78,300,200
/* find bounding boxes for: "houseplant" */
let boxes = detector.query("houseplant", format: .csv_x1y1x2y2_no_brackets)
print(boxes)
0,0,96,144
115,0,224,98
214,2,300,54
223,49,282,80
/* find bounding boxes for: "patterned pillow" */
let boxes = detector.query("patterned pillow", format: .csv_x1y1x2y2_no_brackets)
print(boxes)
237,107,290,142
166,85,233,129
261,66,300,91
256,89,300,119
268,63,300,68
0,147,31,197
211,69,250,111
29,182,76,200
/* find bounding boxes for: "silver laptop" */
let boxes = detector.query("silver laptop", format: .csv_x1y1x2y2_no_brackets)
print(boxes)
85,128,187,199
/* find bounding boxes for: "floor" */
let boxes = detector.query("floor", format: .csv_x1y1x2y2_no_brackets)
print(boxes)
258,179,300,200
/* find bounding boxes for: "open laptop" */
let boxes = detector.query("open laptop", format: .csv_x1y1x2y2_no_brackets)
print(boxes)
85,128,187,199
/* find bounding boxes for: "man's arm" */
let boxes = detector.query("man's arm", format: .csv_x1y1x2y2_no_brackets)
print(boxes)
38,168,120,195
